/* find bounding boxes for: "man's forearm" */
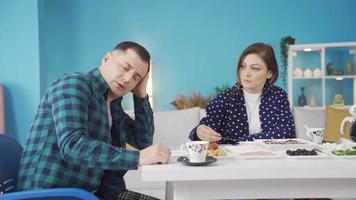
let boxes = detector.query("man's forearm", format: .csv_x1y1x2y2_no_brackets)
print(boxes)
127,95,154,149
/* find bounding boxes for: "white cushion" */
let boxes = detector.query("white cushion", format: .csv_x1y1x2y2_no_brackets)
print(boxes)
293,107,325,140
199,108,206,120
153,107,201,146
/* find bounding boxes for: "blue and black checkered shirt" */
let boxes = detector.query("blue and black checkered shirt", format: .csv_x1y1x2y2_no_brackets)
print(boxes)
18,68,154,196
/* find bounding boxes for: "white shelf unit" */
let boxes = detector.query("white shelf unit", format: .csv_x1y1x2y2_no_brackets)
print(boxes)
288,41,356,108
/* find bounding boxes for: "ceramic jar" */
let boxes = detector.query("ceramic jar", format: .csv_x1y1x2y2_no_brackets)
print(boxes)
313,68,321,77
293,68,303,77
304,68,312,78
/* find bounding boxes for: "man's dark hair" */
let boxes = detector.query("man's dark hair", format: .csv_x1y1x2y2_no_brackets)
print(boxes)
236,42,279,85
113,41,151,73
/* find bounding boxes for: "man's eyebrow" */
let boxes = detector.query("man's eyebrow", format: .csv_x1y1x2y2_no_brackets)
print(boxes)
123,61,133,69
123,62,144,78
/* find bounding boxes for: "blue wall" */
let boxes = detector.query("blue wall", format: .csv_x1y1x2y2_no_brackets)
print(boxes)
1,0,356,144
0,0,40,144
41,0,356,110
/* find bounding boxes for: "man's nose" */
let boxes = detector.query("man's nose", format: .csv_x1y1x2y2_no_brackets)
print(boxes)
123,73,134,85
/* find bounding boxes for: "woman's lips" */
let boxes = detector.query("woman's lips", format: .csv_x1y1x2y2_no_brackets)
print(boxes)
243,79,251,83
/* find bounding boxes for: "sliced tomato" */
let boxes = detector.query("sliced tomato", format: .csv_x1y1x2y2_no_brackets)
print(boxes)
208,142,218,150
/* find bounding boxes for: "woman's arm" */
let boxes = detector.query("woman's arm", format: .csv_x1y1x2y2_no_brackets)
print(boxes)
189,90,230,141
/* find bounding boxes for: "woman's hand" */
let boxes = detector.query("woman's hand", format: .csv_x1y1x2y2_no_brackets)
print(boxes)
196,125,222,142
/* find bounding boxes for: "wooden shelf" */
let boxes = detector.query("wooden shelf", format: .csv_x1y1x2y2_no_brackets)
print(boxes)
288,41,356,107
325,75,356,79
292,77,322,80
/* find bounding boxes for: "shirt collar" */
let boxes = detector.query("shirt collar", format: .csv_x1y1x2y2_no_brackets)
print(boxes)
88,68,109,95
88,68,124,103
243,88,262,97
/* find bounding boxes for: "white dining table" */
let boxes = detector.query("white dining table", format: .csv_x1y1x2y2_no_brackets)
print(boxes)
141,147,356,200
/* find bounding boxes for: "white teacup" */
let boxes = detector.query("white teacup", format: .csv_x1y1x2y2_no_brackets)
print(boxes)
180,141,208,163
305,125,325,144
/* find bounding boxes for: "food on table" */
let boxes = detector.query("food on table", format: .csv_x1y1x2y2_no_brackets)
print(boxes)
207,148,226,156
264,139,306,145
319,142,347,152
207,142,226,156
319,141,356,156
286,149,317,156
208,142,218,150
331,146,356,156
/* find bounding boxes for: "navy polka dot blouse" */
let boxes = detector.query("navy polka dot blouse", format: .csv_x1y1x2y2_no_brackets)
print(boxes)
189,84,296,143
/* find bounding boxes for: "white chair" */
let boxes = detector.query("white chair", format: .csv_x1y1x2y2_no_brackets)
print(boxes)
293,107,325,140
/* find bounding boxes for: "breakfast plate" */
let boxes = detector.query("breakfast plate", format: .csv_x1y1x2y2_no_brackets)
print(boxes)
224,144,280,159
319,141,356,159
255,138,318,151
329,147,356,159
237,151,281,159
330,154,356,159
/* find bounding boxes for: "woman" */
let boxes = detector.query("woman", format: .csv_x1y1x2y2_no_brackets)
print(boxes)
189,42,295,143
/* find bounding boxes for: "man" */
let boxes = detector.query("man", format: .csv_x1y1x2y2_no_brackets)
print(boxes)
18,41,171,200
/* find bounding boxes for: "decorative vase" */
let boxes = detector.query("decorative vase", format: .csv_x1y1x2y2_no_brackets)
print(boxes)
309,91,317,106
326,63,333,76
298,87,307,106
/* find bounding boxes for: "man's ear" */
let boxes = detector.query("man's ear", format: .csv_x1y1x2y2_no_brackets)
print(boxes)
101,52,112,65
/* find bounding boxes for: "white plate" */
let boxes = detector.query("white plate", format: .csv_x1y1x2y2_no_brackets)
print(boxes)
257,138,310,145
237,152,281,159
256,138,318,151
321,144,356,159
224,143,268,153
224,144,280,159
329,153,356,159
331,155,356,159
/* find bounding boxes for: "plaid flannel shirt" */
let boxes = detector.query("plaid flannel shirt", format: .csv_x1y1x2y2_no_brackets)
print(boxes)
18,68,154,196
